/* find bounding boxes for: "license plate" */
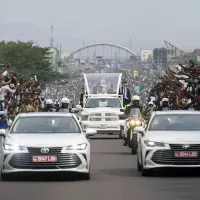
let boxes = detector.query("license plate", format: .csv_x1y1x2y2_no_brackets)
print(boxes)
32,156,57,162
174,151,198,158
100,124,107,129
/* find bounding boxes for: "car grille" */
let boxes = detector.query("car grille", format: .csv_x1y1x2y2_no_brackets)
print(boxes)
152,144,200,165
105,117,118,121
27,147,62,154
90,113,101,117
90,118,101,121
89,113,118,121
9,153,82,169
169,144,200,151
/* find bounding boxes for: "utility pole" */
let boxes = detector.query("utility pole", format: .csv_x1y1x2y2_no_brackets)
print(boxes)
50,25,54,48
60,44,62,60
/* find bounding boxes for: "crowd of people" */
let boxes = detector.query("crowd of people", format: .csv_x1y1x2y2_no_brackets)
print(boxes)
42,71,83,105
121,60,200,121
2,60,200,130
0,64,42,129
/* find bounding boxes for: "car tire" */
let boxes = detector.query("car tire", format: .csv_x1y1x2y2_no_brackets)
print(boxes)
131,134,137,154
137,155,141,172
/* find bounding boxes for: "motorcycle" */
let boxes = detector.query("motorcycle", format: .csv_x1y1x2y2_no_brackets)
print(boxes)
121,107,145,154
125,116,144,154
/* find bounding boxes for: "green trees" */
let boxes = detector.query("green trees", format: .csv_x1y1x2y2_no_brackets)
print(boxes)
0,40,68,86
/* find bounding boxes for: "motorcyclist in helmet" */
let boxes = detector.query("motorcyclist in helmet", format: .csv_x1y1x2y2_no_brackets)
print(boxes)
123,95,143,146
42,99,54,112
159,98,170,111
56,97,72,112
124,95,143,115
54,99,60,108
143,101,155,119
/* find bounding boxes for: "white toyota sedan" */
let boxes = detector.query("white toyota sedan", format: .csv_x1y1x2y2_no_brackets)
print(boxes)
136,110,200,176
0,113,96,180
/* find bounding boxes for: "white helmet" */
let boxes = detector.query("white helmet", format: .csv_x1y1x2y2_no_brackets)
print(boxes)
61,97,70,104
132,95,140,101
148,101,153,105
46,99,53,105
162,98,169,102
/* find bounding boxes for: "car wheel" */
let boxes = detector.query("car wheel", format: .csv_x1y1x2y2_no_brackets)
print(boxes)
131,134,137,154
137,155,141,172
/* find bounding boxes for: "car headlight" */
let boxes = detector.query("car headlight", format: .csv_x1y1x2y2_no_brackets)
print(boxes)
81,115,89,121
129,120,135,126
144,140,165,147
135,120,141,125
66,143,87,150
4,144,24,151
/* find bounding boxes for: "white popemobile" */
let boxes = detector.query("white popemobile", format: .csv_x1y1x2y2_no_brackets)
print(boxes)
78,73,125,137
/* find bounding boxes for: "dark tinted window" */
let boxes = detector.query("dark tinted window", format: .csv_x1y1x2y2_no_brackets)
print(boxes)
149,114,200,131
11,116,81,133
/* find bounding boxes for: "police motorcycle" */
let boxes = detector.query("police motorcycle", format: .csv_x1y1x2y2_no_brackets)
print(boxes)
121,108,145,154
127,110,145,154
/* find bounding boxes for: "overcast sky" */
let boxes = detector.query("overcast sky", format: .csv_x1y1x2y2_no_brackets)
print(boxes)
0,0,200,53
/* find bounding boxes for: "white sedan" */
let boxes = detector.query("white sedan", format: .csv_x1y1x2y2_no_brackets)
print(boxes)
0,113,96,180
136,110,200,176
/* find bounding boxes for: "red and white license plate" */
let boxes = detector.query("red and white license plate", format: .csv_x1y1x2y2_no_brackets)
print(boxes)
32,156,57,162
174,151,198,158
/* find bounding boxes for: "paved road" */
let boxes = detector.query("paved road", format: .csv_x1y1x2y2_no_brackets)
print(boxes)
0,136,200,200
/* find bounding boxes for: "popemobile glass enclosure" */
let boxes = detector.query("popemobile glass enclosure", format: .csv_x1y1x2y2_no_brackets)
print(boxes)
83,73,123,107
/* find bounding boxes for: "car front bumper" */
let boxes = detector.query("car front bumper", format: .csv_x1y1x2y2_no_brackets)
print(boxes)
142,145,200,169
2,150,90,174
81,121,121,134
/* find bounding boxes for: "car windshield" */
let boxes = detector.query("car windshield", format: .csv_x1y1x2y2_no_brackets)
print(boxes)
149,114,200,131
85,98,121,108
10,116,81,133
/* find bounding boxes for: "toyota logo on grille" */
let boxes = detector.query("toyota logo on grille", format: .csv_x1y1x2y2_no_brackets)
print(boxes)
182,144,190,149
41,147,49,153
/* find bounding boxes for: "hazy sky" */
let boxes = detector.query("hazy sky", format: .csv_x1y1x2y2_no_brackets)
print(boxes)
0,0,200,53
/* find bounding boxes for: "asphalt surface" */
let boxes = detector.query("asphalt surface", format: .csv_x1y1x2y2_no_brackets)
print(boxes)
1,135,200,200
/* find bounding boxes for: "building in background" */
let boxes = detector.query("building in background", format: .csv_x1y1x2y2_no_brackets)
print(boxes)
140,49,153,62
153,47,168,68
140,49,153,69
193,49,200,62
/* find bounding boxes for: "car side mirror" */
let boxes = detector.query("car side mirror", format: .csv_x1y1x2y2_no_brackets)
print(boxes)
71,109,79,113
134,126,145,137
120,108,125,112
0,129,6,138
85,128,97,138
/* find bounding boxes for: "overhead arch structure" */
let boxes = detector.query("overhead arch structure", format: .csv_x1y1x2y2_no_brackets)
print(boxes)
66,43,139,60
